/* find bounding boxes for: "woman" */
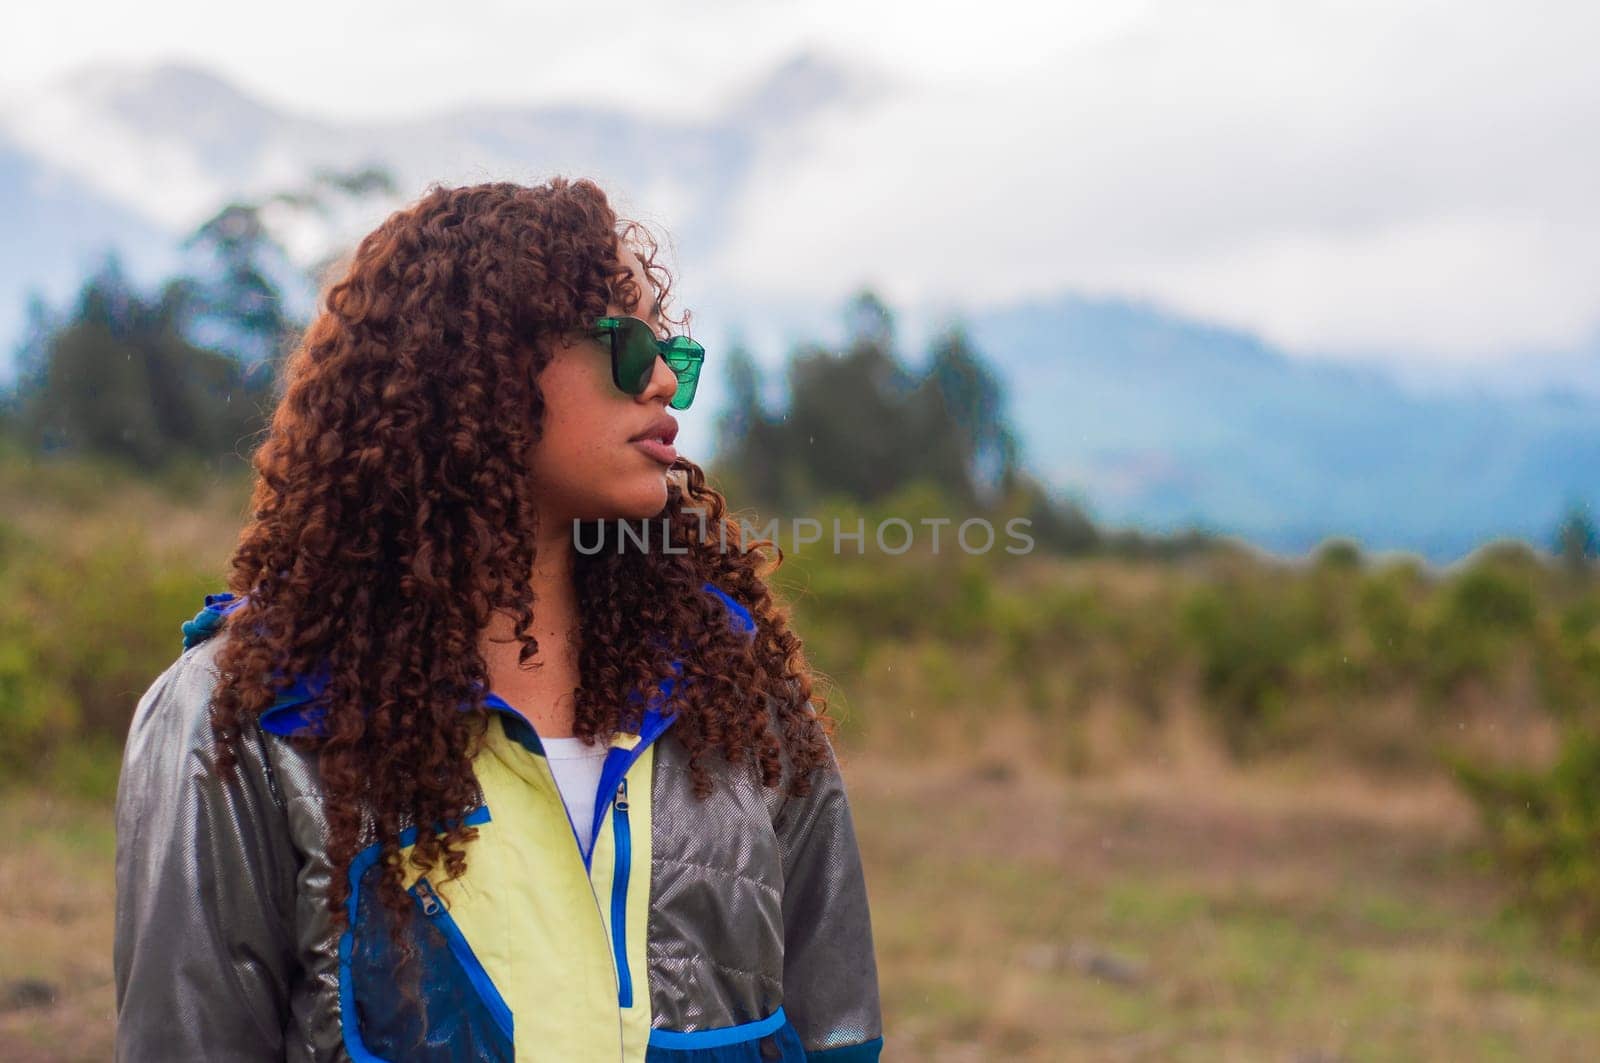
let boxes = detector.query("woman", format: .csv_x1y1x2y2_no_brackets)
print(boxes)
112,178,884,1062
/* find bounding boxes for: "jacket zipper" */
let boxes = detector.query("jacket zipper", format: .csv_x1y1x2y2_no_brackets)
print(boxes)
525,709,675,1059
610,777,633,1008
410,877,515,1043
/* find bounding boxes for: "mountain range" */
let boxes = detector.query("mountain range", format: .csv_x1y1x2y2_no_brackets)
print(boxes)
1,57,1595,567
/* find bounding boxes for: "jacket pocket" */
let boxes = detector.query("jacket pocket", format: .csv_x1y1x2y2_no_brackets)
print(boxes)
341,811,515,1062
410,877,515,1042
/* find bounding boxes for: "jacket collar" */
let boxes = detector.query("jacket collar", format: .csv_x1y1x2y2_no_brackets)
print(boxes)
244,580,756,740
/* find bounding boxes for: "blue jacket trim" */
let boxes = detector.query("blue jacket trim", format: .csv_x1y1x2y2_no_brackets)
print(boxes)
702,581,757,638
585,700,677,871
258,663,335,736
647,1005,789,1049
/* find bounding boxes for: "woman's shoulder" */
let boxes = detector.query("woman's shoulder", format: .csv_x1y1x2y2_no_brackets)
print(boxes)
127,622,233,754
127,590,254,744
120,601,321,838
124,593,293,789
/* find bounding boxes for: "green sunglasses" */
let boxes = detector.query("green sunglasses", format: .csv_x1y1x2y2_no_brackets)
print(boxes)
589,316,706,411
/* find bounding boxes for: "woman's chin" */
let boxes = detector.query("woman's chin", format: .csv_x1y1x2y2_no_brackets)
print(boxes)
607,479,672,522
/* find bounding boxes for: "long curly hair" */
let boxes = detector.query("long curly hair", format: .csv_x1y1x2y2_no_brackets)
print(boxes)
208,177,833,933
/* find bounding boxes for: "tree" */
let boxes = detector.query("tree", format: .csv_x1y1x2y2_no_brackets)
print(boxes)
715,340,767,449
1553,500,1599,575
182,203,298,367
712,341,782,503
12,254,272,471
922,321,1022,503
5,163,400,471
182,164,398,379
843,288,896,356
713,288,1063,527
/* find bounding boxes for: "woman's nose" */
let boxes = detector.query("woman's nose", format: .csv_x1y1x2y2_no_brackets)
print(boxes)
636,351,680,406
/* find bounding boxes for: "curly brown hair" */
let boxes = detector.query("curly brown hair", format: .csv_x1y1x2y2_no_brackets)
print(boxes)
208,177,833,933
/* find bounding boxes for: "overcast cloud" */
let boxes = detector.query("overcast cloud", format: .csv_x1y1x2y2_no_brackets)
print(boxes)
6,0,1597,367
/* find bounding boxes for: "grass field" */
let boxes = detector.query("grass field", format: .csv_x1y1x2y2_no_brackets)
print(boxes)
4,739,1598,1062
860,749,1600,1061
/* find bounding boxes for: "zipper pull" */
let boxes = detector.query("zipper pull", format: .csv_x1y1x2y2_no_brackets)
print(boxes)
615,777,629,813
413,878,443,916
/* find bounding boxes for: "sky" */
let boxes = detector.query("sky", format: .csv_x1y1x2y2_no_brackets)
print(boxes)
5,0,1599,371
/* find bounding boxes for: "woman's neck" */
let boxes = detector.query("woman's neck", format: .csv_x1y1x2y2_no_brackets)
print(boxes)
477,517,582,736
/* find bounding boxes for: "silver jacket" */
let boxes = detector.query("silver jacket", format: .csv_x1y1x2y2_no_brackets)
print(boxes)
113,588,883,1062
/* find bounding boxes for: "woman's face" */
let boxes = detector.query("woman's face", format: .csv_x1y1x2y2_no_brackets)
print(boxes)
529,245,684,528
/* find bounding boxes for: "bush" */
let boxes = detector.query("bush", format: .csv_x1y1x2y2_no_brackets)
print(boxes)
1410,558,1542,704
1179,577,1326,754
1454,726,1600,963
1533,597,1600,722
1355,560,1428,677
0,509,213,795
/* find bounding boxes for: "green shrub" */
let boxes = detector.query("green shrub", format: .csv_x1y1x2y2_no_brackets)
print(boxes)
1417,559,1541,702
1533,597,1600,722
1454,726,1600,963
1179,578,1324,754
1312,537,1364,570
0,637,79,773
0,509,213,795
1356,560,1427,676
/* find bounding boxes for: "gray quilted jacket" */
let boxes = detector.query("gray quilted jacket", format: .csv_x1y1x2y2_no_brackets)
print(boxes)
112,586,883,1062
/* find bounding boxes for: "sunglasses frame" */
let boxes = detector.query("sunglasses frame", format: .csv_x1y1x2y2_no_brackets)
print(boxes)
589,315,705,411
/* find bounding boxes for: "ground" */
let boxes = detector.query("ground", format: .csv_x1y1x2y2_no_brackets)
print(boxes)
3,751,1598,1062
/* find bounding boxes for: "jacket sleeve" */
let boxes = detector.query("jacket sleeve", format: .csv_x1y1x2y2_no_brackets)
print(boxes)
113,642,300,1062
774,712,885,1062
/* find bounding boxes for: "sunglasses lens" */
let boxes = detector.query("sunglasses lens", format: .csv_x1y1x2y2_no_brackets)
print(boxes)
668,362,701,411
612,318,660,395
665,340,704,410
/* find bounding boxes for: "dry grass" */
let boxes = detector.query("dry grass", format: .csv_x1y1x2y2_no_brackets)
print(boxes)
4,742,1598,1062
0,792,118,1063
849,748,1600,1062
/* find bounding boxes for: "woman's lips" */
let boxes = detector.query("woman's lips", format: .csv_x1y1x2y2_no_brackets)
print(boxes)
632,438,677,465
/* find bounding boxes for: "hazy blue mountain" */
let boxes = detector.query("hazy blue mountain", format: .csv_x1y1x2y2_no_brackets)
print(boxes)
0,54,882,313
1401,335,1600,403
964,294,1600,564
0,130,176,385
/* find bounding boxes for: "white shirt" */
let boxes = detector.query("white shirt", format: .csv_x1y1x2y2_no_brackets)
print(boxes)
541,735,611,855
